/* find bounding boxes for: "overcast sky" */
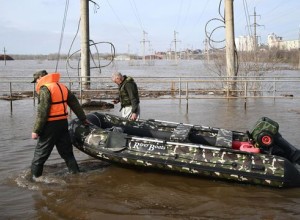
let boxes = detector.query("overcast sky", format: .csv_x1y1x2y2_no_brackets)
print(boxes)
1,0,299,55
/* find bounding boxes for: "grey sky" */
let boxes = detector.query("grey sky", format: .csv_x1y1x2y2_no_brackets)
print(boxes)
0,0,299,55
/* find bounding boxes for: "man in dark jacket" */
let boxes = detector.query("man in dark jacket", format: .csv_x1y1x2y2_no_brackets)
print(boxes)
31,70,88,179
112,72,140,121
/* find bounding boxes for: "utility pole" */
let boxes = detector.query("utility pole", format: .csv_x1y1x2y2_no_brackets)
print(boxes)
250,7,263,53
168,44,172,60
298,25,300,70
140,30,149,64
149,43,153,61
127,44,130,56
172,31,181,64
80,0,90,89
225,0,236,96
3,47,7,65
204,38,210,62
127,44,131,64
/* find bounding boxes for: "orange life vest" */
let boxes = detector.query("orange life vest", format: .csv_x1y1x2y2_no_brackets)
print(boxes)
36,73,69,121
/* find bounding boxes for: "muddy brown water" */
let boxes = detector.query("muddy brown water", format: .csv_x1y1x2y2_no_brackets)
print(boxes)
1,60,300,219
1,97,300,220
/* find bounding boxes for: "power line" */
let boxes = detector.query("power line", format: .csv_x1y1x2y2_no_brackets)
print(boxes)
242,0,252,36
105,0,138,42
129,0,144,30
55,0,69,72
249,7,264,51
174,0,184,31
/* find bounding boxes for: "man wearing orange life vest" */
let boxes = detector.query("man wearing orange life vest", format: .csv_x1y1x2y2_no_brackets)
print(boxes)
31,70,87,179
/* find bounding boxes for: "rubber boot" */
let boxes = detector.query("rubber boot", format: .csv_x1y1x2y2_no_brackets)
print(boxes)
66,159,80,174
31,164,43,178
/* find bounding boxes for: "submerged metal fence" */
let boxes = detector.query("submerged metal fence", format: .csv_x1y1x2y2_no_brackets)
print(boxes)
1,75,300,111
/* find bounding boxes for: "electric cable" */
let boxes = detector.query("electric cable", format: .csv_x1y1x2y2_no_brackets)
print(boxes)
55,0,70,72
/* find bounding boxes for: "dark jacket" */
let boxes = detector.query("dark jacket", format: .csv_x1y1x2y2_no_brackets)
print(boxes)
118,75,140,113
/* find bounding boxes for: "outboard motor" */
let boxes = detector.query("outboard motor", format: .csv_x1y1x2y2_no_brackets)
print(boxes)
274,133,300,164
250,117,278,153
250,117,300,164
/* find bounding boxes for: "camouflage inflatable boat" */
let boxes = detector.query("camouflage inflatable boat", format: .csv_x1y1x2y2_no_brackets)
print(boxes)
69,112,300,188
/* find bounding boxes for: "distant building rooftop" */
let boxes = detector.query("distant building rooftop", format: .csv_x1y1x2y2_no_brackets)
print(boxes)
0,55,14,60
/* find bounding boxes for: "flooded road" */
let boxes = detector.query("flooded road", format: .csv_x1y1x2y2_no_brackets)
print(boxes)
1,97,300,219
1,60,300,219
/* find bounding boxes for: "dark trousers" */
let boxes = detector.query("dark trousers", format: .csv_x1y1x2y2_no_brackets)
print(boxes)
31,119,79,177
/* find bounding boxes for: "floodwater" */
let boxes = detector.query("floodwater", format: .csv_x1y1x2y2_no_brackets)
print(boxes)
1,60,300,219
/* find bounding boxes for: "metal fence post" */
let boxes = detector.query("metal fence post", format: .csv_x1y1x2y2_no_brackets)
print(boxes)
9,82,12,112
273,77,277,101
186,81,189,102
33,83,36,106
244,81,247,109
226,77,229,99
80,77,83,104
179,77,181,104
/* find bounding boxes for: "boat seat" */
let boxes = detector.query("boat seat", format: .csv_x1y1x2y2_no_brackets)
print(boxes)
170,123,192,142
215,129,232,148
104,130,128,152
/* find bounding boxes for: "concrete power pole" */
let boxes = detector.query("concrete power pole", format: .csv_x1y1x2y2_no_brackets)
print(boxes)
204,38,210,62
225,0,237,96
141,30,149,64
298,25,300,70
80,0,90,89
3,47,7,65
250,7,263,53
172,31,181,64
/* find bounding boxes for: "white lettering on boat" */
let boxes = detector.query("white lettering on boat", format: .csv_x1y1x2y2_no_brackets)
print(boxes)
130,141,167,152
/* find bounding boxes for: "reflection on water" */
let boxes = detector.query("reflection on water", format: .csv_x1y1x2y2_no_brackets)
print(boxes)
1,60,300,219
